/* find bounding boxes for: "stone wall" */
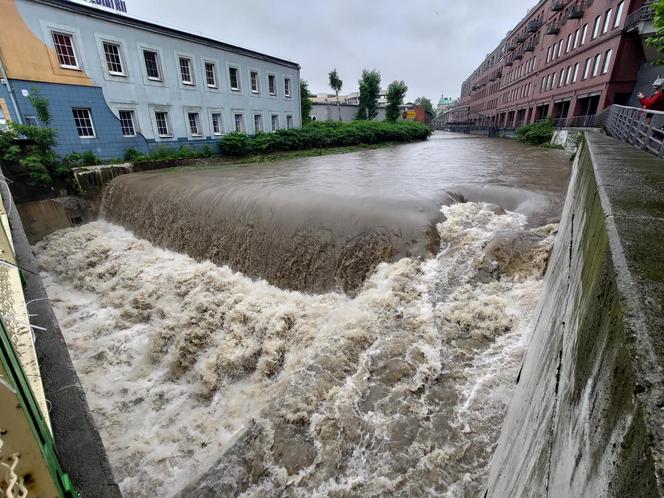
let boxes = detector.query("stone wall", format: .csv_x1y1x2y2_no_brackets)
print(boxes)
486,133,664,496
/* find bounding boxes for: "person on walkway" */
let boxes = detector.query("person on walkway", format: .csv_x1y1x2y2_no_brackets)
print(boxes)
638,77,664,111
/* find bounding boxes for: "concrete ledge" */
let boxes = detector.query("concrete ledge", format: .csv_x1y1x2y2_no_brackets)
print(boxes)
486,132,664,496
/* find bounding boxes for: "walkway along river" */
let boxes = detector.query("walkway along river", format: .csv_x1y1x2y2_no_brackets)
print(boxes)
34,132,570,497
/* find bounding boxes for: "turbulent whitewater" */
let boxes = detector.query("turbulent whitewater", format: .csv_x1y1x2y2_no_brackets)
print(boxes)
37,202,557,497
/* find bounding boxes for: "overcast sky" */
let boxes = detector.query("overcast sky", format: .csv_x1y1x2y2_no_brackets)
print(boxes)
71,0,536,102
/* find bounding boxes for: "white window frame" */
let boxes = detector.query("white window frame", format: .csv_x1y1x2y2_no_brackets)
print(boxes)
118,109,137,137
286,114,294,129
102,40,125,76
249,70,260,94
284,77,292,98
270,113,279,132
204,60,218,89
72,108,95,138
558,68,565,88
154,110,172,138
210,111,224,136
253,113,263,133
581,24,588,45
179,56,195,86
573,29,580,49
142,48,163,82
592,15,602,39
51,30,80,70
602,9,612,34
228,66,241,92
583,58,592,80
592,54,602,77
187,111,202,137
614,2,625,28
566,33,573,53
233,112,245,133
602,49,613,74
267,73,277,96
572,63,579,83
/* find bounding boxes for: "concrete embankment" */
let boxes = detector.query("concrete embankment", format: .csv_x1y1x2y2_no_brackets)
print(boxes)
486,133,664,496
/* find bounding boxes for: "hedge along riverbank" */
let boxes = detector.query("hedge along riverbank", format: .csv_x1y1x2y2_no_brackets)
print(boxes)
219,120,432,156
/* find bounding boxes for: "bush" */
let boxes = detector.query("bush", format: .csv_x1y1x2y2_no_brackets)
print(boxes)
219,120,431,156
124,147,147,162
515,120,556,146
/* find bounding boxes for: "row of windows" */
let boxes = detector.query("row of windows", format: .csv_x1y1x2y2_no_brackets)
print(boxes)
502,82,532,105
50,30,293,98
69,107,295,139
504,56,538,86
539,49,613,94
545,2,624,65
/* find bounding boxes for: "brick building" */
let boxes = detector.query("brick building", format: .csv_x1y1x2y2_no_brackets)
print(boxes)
456,0,652,128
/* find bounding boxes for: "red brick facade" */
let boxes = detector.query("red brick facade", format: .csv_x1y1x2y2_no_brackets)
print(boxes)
457,0,646,127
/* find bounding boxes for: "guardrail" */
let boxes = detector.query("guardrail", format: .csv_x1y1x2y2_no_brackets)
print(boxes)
603,105,664,158
625,1,655,31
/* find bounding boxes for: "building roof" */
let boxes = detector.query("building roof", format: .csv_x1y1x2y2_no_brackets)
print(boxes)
31,0,301,69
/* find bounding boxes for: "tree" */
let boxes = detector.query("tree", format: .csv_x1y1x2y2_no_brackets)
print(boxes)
385,80,408,122
355,69,381,120
648,0,664,65
329,69,343,121
414,97,434,116
300,79,312,124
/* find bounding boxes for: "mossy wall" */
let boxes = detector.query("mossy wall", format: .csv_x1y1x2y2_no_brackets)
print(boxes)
486,134,664,497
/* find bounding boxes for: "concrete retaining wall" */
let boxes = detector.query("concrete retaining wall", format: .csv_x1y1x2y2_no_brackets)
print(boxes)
486,133,664,496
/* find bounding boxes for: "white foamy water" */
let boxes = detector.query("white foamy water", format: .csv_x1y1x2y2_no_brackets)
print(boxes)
35,202,556,497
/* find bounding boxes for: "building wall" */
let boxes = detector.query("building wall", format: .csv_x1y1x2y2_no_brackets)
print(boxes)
311,103,386,122
0,0,301,158
458,0,646,127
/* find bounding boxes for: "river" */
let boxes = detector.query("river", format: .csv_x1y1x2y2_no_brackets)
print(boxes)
35,132,570,497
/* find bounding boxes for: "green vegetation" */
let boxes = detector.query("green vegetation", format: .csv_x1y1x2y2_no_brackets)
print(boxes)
386,80,408,123
123,144,215,162
219,120,431,156
300,80,313,124
648,0,664,65
356,69,381,120
515,120,556,146
414,97,434,116
328,69,343,121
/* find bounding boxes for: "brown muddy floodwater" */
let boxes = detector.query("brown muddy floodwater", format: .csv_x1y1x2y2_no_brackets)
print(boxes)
101,132,570,292
35,132,571,497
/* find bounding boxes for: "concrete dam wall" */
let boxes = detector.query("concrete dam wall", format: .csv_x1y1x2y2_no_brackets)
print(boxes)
487,133,664,496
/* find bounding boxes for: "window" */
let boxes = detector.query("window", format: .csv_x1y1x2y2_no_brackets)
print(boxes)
254,114,263,133
583,57,592,80
592,54,602,77
592,16,602,39
614,2,625,28
72,108,95,137
581,24,588,45
557,39,563,58
573,29,580,49
549,72,556,90
118,110,136,136
566,33,573,53
546,46,552,63
268,74,276,95
250,71,260,93
103,42,124,75
572,63,579,83
229,67,240,91
284,78,291,97
205,62,217,88
179,57,194,85
541,76,546,92
188,112,202,136
143,50,162,80
602,9,612,34
52,32,79,69
565,65,572,85
211,113,223,135
559,68,565,87
155,111,171,137
234,113,244,133
602,49,613,74
271,114,279,131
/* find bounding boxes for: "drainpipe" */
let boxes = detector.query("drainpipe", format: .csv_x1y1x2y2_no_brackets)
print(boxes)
0,54,24,125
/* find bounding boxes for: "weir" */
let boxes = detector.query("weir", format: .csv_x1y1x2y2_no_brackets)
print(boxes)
487,132,664,496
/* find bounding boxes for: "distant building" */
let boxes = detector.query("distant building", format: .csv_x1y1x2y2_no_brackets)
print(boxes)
456,0,654,128
400,103,432,125
312,89,389,107
437,95,458,114
0,0,301,159
311,103,386,122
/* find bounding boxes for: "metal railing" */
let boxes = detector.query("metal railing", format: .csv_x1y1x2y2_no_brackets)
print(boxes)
625,1,655,31
603,105,664,158
552,114,599,128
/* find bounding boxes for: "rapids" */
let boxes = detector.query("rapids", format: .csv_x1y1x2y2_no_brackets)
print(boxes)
37,202,557,497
